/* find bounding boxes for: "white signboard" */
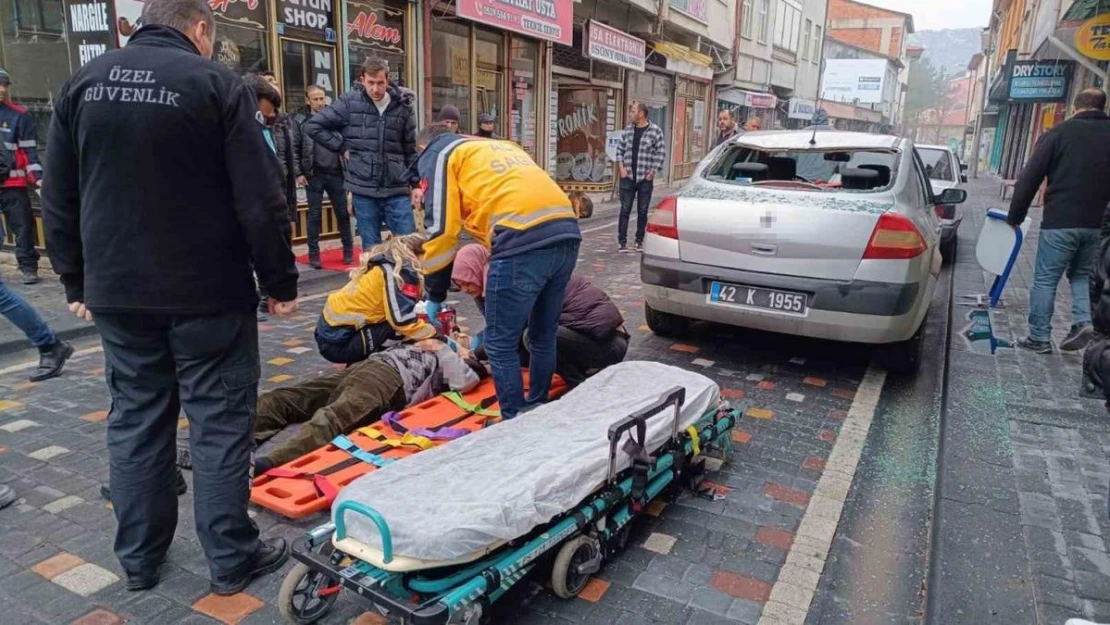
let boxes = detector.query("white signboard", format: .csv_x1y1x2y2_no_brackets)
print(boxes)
788,98,816,120
585,20,646,73
820,58,887,105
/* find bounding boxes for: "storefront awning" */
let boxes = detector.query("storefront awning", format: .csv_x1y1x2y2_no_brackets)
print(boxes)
717,88,778,109
650,41,714,80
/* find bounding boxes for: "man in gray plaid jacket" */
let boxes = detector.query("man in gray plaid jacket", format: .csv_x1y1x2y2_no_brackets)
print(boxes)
615,101,666,252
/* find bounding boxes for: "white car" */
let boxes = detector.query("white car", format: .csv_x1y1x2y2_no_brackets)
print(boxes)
640,130,966,373
916,144,967,263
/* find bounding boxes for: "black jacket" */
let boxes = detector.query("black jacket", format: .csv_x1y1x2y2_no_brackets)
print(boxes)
1008,110,1110,229
1083,238,1110,407
304,84,418,198
294,106,342,176
41,25,298,313
271,112,301,221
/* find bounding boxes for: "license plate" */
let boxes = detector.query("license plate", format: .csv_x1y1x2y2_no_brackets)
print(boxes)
708,282,809,315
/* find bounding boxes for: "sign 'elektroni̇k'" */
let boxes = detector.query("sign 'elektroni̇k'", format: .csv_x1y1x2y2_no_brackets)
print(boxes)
584,20,646,73
456,0,573,46
1008,60,1074,102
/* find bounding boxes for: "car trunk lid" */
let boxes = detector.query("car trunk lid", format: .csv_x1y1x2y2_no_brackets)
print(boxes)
675,181,895,281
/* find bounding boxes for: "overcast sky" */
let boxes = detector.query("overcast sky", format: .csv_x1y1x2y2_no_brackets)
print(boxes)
862,0,991,30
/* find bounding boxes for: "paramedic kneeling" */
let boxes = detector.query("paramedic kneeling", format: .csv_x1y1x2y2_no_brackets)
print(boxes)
415,123,581,418
316,234,437,364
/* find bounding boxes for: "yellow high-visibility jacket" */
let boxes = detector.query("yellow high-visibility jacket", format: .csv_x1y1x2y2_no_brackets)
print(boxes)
416,136,581,300
321,258,436,342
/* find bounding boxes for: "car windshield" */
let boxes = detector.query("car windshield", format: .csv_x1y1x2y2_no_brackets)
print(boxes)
918,148,955,182
703,146,899,193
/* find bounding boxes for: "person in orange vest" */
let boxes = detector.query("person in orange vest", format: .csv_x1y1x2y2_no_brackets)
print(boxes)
0,68,43,284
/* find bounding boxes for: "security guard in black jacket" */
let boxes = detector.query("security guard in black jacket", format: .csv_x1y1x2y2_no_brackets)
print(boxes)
41,0,299,596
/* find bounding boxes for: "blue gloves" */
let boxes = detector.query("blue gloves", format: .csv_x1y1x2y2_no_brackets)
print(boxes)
425,300,443,332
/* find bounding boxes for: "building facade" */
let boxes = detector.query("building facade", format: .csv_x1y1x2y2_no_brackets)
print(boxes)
825,0,914,129
978,0,1108,179
819,35,902,131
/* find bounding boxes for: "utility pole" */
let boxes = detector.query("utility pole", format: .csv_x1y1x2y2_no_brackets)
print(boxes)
970,28,993,179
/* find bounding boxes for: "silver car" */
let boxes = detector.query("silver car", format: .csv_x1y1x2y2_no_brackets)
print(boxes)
916,144,967,263
640,130,967,373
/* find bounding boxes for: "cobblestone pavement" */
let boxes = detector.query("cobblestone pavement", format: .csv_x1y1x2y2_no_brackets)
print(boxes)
928,177,1110,625
1,207,876,625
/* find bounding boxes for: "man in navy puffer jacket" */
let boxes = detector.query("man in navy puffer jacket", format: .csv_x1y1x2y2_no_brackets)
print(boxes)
305,56,420,250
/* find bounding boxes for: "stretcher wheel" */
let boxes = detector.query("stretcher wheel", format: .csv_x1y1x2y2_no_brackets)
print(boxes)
278,562,341,624
551,536,593,599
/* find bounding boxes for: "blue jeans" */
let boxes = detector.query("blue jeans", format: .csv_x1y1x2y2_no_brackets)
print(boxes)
1028,227,1101,341
0,272,55,348
351,194,416,250
484,240,580,418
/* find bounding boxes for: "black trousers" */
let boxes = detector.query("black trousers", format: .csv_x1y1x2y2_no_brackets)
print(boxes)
0,187,40,272
526,326,629,387
305,173,353,258
618,178,654,246
96,310,261,581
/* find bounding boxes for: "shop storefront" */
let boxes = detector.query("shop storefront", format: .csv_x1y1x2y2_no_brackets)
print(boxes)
716,88,779,128
346,0,411,88
671,76,709,181
550,20,631,192
426,0,568,163
642,42,714,183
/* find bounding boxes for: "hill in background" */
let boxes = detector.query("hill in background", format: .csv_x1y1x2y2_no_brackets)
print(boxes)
909,28,983,77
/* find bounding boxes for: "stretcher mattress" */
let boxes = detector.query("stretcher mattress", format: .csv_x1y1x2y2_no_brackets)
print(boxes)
332,361,719,569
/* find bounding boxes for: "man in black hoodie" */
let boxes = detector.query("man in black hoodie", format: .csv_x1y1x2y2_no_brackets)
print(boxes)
1008,89,1110,354
305,56,420,251
41,0,298,597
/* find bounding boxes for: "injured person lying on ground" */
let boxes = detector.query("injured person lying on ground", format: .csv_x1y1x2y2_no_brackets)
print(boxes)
173,338,488,478
451,243,629,386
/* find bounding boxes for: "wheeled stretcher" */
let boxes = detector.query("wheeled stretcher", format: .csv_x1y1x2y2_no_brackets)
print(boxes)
251,372,567,519
277,362,742,624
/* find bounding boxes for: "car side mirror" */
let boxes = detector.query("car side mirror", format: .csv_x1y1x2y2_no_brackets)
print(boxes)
960,162,968,171
960,174,968,183
937,187,967,205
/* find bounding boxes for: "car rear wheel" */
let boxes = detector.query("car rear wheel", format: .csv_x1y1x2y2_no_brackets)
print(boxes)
879,315,927,375
645,303,689,337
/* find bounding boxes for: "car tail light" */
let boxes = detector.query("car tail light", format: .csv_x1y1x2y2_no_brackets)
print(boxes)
934,204,954,219
647,196,679,239
863,212,927,259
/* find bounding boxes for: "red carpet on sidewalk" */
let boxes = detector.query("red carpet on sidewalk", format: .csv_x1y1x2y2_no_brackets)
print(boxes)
295,248,358,273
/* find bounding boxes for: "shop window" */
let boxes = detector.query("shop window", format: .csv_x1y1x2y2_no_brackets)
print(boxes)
431,17,471,129
214,26,270,75
283,41,337,108
347,0,406,88
475,27,504,135
2,0,70,140
555,87,607,184
510,37,539,158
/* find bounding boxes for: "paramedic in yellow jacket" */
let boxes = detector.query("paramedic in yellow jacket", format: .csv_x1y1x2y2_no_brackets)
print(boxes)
315,234,437,364
416,123,581,418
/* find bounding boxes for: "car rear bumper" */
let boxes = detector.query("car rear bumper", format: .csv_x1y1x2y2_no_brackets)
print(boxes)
641,255,926,344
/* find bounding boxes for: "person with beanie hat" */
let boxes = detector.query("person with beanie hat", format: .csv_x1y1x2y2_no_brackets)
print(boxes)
436,105,460,133
476,113,496,138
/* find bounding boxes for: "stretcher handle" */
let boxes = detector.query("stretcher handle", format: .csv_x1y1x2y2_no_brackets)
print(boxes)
606,387,687,483
334,500,394,564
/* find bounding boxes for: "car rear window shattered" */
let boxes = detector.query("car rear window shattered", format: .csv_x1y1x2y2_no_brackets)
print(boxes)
678,180,894,215
703,146,900,193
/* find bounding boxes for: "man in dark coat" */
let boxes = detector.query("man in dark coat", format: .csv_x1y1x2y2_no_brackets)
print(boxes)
1008,88,1110,354
295,85,353,268
41,0,298,596
305,56,420,251
243,74,300,223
